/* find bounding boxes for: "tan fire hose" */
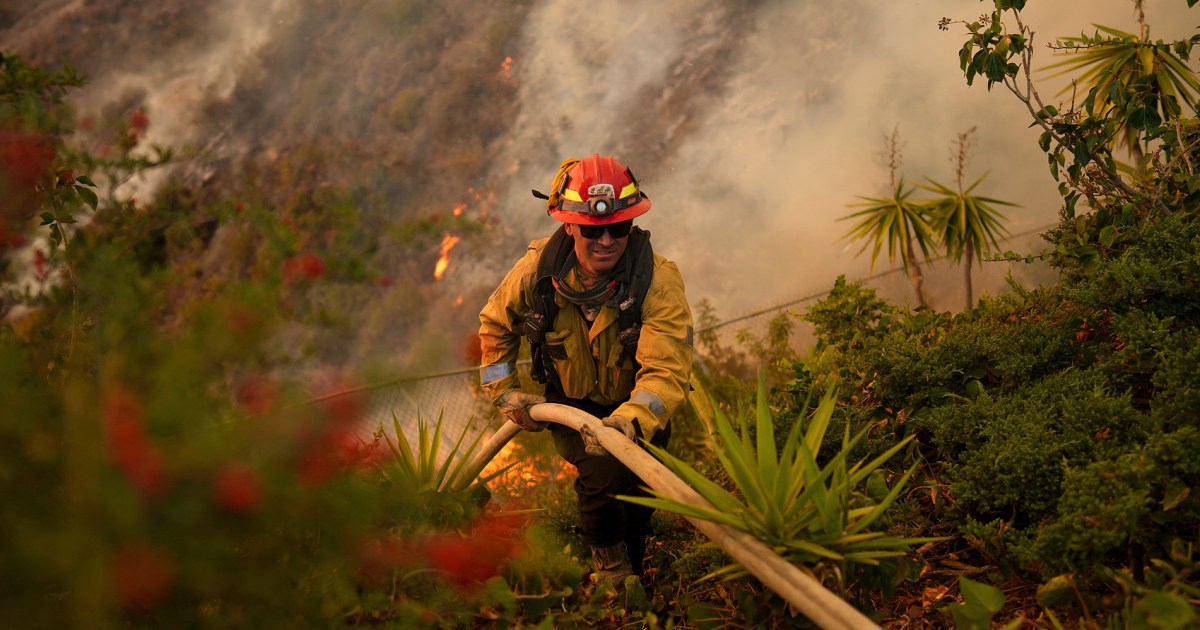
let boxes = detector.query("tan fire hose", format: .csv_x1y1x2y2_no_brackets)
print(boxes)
451,403,879,630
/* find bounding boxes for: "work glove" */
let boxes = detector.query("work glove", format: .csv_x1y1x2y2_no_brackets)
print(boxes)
581,415,640,457
493,388,547,432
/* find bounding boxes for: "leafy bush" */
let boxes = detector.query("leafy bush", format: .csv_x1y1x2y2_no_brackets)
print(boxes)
0,51,589,628
790,5,1200,624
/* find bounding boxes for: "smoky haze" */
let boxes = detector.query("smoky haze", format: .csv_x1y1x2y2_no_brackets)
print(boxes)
2,0,1196,372
472,0,1199,322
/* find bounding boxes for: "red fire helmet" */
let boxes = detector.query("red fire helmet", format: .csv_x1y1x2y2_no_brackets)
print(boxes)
546,154,652,225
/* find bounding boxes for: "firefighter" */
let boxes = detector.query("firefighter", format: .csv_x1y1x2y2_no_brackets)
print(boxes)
478,154,693,583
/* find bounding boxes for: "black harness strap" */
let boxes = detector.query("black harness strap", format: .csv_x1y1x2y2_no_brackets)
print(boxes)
614,229,653,369
524,226,570,386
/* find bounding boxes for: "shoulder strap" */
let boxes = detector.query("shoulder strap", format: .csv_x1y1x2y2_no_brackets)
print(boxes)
525,225,573,385
614,227,654,370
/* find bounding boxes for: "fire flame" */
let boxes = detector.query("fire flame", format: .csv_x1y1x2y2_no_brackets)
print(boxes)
455,294,464,307
451,203,466,217
500,56,514,83
433,233,462,281
483,441,571,496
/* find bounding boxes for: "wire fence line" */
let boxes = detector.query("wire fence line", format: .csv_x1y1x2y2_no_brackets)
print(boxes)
339,223,1057,457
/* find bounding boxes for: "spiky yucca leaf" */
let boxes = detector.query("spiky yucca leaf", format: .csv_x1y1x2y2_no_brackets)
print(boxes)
711,397,770,517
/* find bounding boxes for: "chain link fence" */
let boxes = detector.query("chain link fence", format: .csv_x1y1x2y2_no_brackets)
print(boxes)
335,225,1056,459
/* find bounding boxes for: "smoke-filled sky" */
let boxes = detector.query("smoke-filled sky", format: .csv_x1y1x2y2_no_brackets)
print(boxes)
490,0,1199,316
4,0,1197,369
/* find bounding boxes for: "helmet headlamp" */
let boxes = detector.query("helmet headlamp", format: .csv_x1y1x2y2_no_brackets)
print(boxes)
587,183,616,217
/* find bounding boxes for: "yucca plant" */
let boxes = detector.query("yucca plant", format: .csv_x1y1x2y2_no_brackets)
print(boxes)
379,413,514,515
622,376,942,588
841,177,937,309
840,128,937,309
921,128,1015,310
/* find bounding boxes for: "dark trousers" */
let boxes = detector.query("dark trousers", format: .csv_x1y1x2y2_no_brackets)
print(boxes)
545,392,671,573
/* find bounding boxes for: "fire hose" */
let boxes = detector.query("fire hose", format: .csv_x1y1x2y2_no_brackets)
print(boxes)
450,403,879,630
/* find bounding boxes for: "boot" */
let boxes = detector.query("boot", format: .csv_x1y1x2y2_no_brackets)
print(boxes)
590,542,635,583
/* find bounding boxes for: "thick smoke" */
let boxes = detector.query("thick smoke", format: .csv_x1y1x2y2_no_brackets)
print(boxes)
3,0,1196,369
463,0,1200,321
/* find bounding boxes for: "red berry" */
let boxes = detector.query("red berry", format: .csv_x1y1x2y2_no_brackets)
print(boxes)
212,464,264,513
234,374,277,414
129,109,150,132
110,545,174,608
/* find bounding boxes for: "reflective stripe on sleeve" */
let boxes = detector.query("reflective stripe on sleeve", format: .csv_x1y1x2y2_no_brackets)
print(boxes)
481,361,516,384
630,389,665,418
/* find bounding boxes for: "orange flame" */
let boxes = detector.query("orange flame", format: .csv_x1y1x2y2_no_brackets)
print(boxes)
452,203,466,217
483,441,570,496
500,56,514,82
455,294,464,307
434,234,462,281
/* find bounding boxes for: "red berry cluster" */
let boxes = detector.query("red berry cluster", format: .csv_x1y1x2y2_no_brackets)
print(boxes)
425,510,530,591
356,509,531,593
0,127,56,251
282,252,326,286
103,388,169,499
109,544,175,609
211,463,264,514
295,390,369,486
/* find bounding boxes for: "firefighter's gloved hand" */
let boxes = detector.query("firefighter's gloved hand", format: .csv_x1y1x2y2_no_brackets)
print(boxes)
493,389,547,432
581,416,639,457
602,415,639,442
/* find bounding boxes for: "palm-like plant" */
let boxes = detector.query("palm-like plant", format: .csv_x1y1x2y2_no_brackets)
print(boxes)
921,129,1015,310
841,178,936,308
840,128,937,308
1044,24,1200,159
621,377,942,588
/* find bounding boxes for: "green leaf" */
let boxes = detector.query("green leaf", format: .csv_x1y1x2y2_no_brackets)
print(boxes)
1099,225,1117,248
78,186,98,210
950,601,995,630
1162,483,1190,511
1128,105,1162,131
687,602,729,630
641,441,747,515
1132,592,1197,630
984,52,1008,83
960,576,1006,613
754,374,778,491
620,495,746,529
785,538,844,562
1074,141,1093,167
1036,574,1076,608
1180,172,1200,193
74,175,96,187
40,212,55,225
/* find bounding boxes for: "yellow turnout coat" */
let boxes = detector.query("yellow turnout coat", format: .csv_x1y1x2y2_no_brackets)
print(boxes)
478,237,693,440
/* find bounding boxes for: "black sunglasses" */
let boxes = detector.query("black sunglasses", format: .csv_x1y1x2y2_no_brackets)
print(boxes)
577,220,633,240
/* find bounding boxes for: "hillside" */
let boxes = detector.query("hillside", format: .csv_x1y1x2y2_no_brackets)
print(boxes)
3,0,1166,374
